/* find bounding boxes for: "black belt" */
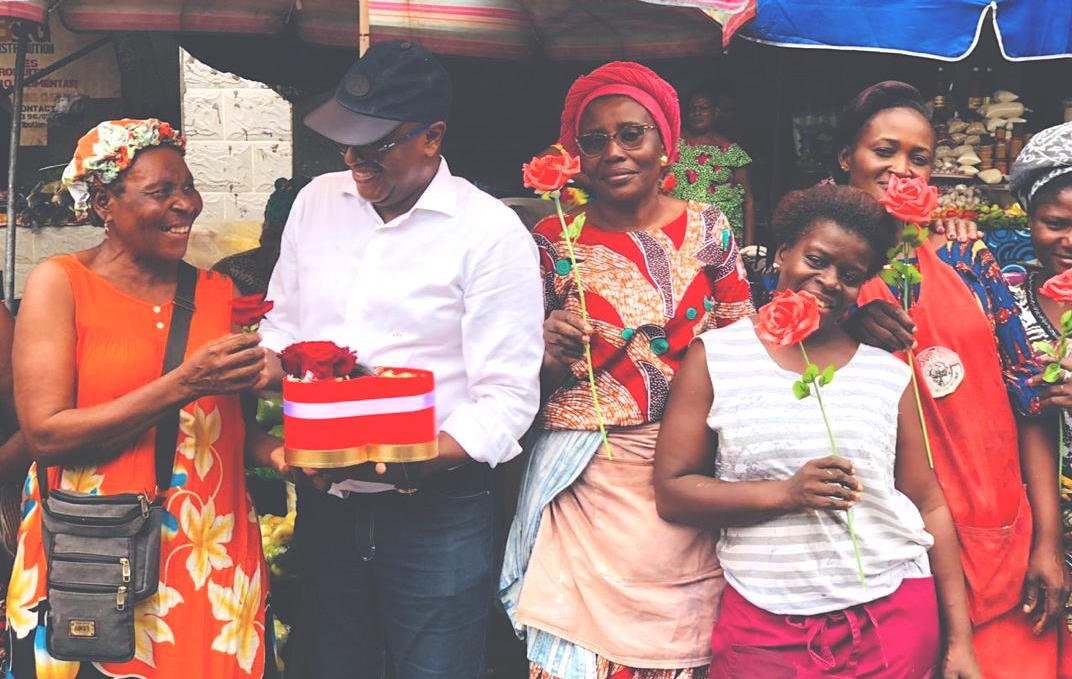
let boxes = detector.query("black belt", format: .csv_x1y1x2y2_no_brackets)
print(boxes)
413,461,492,496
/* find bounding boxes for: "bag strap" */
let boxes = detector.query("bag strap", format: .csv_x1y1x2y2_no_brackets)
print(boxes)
37,262,198,499
153,261,197,492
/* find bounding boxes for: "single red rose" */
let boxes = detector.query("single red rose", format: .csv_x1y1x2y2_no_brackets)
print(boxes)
755,289,821,347
685,169,699,184
158,121,174,138
279,341,358,380
522,148,581,192
1040,269,1072,304
660,173,677,194
231,294,274,329
880,175,939,225
696,153,710,166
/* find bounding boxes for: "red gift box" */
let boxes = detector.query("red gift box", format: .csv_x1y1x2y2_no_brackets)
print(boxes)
282,368,437,468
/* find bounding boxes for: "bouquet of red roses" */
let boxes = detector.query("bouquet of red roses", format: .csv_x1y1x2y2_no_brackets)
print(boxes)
279,341,437,469
279,341,369,381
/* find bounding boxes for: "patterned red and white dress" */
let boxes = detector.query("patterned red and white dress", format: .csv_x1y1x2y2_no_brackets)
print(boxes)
533,201,753,431
519,202,752,678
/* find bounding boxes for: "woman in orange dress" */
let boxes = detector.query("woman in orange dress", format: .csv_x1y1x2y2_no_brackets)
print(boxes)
6,118,284,679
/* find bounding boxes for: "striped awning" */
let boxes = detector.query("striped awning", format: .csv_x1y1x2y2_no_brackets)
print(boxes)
58,0,723,60
637,0,756,47
0,0,46,23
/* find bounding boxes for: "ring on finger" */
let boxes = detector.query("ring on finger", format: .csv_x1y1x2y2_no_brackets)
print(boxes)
1062,368,1072,383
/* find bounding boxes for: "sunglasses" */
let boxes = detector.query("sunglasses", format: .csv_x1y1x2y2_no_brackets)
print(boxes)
336,123,431,161
575,124,658,157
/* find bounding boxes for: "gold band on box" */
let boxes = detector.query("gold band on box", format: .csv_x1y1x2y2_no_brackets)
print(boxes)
284,441,438,468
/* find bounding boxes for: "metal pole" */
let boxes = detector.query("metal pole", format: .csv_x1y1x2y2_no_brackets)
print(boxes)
5,22,28,310
358,0,369,55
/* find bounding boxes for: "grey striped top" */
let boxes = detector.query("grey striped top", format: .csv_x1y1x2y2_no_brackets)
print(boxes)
701,318,934,615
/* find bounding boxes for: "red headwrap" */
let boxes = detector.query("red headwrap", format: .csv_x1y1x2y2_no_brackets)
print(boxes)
557,61,681,164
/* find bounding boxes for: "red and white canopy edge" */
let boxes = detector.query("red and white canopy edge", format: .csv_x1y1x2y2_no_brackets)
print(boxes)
51,0,724,61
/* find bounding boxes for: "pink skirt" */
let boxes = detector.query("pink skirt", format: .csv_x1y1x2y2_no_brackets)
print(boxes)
710,578,939,678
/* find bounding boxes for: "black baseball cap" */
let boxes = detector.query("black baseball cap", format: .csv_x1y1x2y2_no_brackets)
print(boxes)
304,40,452,146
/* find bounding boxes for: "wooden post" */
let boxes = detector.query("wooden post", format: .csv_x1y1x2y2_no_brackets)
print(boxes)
358,0,369,55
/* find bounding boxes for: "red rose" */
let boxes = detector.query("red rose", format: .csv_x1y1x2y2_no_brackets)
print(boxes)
685,169,699,184
755,290,821,347
1040,269,1072,304
696,153,710,166
660,173,677,194
880,176,939,225
279,341,358,380
231,293,274,330
522,148,581,192
158,121,174,138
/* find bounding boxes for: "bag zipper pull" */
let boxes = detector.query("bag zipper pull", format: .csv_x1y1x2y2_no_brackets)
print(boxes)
120,557,131,583
116,585,127,611
139,494,149,517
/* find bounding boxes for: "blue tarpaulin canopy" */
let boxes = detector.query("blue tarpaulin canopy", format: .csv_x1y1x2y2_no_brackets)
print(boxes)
740,0,1072,61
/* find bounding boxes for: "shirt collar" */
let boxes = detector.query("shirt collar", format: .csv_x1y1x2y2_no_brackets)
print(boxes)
342,157,458,221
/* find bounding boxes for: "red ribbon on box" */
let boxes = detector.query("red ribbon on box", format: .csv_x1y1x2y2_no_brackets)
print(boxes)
282,368,437,467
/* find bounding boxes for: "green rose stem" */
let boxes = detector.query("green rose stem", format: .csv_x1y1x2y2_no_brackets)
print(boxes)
882,224,935,469
796,343,866,587
551,191,613,459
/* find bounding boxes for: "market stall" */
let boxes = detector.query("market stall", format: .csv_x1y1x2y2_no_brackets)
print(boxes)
731,0,1072,272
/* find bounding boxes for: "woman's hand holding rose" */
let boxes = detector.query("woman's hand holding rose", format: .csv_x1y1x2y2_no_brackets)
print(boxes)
780,456,861,512
175,332,266,400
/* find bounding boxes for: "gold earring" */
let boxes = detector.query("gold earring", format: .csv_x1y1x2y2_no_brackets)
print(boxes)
660,154,669,165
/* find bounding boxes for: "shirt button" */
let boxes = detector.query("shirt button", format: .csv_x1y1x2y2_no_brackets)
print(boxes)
650,337,670,356
152,305,161,313
554,258,572,276
155,321,165,330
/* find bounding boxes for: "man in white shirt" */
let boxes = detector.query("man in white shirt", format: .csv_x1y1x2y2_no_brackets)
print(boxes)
258,40,543,679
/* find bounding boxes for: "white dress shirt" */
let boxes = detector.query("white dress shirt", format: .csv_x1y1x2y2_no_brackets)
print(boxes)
260,158,544,475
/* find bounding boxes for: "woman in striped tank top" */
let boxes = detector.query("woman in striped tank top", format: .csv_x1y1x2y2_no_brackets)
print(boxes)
654,184,982,678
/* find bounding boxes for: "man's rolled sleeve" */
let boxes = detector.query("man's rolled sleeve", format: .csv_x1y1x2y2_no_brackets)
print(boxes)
438,219,543,467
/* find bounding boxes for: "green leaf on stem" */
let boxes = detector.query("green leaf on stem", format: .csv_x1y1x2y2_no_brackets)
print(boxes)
1034,341,1056,358
1044,361,1063,384
819,365,836,386
906,267,923,285
886,246,902,260
792,380,811,400
879,268,900,286
802,364,820,383
564,212,586,241
1061,311,1072,334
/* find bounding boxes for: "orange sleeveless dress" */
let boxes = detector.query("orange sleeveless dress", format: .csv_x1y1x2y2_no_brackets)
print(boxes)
6,254,269,679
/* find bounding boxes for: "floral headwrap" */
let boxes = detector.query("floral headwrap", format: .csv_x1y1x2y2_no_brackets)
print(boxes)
1009,122,1072,212
61,118,185,222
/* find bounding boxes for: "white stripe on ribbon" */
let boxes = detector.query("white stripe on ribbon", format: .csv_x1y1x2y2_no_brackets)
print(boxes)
283,392,434,420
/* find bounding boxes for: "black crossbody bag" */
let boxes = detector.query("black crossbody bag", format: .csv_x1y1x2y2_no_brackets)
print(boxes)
37,262,197,662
